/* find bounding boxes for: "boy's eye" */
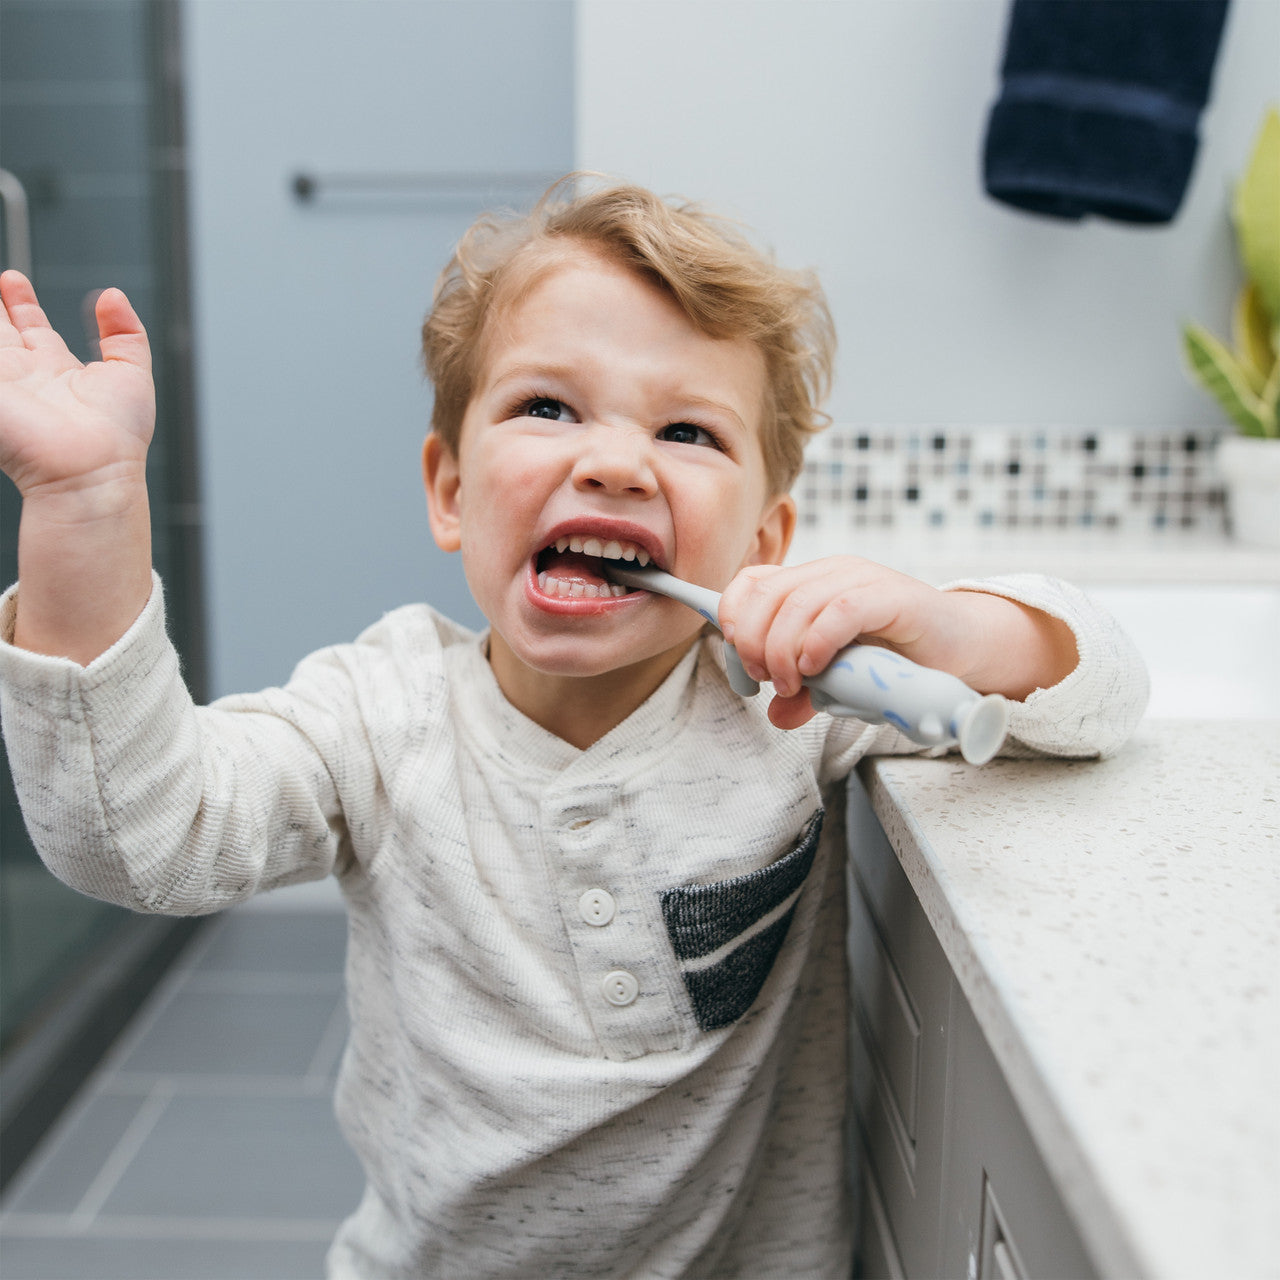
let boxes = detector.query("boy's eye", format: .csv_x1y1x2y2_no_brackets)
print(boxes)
523,397,573,421
658,422,719,448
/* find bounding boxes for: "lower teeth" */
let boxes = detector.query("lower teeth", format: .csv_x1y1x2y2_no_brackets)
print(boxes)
537,573,629,599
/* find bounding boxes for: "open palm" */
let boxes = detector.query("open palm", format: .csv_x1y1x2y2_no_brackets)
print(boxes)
0,270,155,500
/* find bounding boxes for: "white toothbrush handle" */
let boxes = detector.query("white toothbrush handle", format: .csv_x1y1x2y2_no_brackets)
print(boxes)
803,646,1008,764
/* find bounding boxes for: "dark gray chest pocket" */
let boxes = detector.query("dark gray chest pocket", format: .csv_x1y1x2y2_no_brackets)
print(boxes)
660,809,824,1031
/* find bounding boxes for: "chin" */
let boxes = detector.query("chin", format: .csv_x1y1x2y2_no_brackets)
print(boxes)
498,621,700,685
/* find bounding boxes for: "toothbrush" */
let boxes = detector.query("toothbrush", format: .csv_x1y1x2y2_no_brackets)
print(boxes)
603,563,1008,765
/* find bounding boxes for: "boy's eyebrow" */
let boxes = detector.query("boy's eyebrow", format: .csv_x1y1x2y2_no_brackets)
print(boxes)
489,361,578,391
490,362,752,431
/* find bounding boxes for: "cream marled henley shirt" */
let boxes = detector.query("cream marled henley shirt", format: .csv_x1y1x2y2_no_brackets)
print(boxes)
0,573,1148,1278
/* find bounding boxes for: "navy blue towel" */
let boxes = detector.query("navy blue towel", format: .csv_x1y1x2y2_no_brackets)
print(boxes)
982,0,1230,223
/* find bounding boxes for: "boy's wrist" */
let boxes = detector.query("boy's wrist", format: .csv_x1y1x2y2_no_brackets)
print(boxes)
949,589,1078,701
14,475,153,665
18,460,149,524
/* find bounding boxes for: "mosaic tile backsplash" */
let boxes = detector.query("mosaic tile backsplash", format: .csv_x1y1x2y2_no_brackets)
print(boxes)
796,426,1228,534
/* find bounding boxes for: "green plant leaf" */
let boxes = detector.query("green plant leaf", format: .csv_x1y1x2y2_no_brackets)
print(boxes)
1182,322,1270,436
1261,356,1280,439
1233,283,1276,394
1233,105,1280,324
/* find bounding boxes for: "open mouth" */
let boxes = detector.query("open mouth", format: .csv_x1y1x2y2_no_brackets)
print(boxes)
534,535,654,600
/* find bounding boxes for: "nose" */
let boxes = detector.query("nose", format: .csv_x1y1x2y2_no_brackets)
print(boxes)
571,423,658,498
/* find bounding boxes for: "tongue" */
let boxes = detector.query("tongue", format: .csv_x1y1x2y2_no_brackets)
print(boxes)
538,549,610,587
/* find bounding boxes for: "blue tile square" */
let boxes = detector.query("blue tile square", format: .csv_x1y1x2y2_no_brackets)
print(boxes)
0,1233,332,1280
193,911,347,976
100,1093,363,1221
116,989,344,1077
2,1094,146,1214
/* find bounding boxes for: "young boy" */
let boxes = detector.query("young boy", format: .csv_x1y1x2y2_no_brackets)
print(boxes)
0,178,1147,1278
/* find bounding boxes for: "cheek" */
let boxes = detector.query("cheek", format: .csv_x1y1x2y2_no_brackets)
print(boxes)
706,482,772,558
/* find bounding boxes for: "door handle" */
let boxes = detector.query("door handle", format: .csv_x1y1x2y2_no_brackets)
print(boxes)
0,169,33,277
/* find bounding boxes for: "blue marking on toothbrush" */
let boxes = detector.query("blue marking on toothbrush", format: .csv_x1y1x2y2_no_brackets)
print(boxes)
869,667,889,691
883,710,912,733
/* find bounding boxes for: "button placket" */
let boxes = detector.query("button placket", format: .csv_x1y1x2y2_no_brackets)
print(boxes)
543,780,680,1055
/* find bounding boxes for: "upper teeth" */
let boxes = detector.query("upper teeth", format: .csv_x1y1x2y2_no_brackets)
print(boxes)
553,536,651,565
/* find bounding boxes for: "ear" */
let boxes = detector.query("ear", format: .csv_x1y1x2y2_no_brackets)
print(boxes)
743,491,796,568
423,433,462,553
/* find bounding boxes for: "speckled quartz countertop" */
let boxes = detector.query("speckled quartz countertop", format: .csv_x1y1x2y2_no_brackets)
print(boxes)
860,719,1280,1280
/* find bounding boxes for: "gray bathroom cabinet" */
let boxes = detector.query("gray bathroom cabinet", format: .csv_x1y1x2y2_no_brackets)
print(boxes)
846,773,1099,1280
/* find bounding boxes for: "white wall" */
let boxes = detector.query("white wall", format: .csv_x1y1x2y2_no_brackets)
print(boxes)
577,0,1280,429
182,0,1277,695
183,0,573,695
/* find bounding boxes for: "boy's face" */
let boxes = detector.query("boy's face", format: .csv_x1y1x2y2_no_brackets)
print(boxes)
424,245,794,705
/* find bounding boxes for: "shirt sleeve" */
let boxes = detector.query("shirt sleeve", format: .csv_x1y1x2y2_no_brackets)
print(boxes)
817,573,1150,785
0,574,366,915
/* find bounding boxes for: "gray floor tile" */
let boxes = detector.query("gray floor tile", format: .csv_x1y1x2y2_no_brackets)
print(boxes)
115,989,344,1077
0,1233,332,1279
100,1094,363,1220
3,1095,147,1214
192,911,348,976
1,906,363,1279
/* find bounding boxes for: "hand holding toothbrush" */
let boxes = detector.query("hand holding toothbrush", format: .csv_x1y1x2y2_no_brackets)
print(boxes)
607,555,1078,763
717,557,1078,738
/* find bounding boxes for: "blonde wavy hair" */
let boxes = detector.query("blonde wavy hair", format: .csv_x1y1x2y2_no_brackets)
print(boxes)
421,175,834,494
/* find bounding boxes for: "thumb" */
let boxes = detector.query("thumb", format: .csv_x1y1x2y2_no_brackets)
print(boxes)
766,687,817,731
94,287,152,374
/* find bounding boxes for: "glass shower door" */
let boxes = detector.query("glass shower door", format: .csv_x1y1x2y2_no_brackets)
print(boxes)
0,0,205,1181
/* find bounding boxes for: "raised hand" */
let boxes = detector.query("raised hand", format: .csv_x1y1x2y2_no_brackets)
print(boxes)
0,272,157,663
0,271,155,500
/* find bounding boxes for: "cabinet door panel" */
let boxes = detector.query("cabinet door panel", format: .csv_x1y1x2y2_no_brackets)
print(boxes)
941,989,1100,1280
851,1132,908,1280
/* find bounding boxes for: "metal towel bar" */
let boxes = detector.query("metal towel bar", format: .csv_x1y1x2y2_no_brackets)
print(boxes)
291,170,561,203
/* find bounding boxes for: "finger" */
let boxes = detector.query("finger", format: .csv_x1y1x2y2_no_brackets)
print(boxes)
795,590,882,680
766,687,817,731
762,573,848,696
726,563,839,695
718,565,791,682
717,563,778,633
0,270,74,358
0,270,26,343
95,288,151,374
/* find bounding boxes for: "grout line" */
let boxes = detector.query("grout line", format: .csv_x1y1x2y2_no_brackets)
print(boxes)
1,1210,341,1242
67,1081,174,1232
176,971,344,994
305,998,350,1088
100,1073,339,1098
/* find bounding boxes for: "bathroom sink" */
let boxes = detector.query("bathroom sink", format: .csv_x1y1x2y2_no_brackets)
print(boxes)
1083,584,1280,719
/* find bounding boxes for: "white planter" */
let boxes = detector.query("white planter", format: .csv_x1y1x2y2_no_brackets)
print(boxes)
1216,434,1280,548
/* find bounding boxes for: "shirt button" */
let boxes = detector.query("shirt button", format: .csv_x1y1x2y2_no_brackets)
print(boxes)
601,970,639,1007
578,888,616,927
